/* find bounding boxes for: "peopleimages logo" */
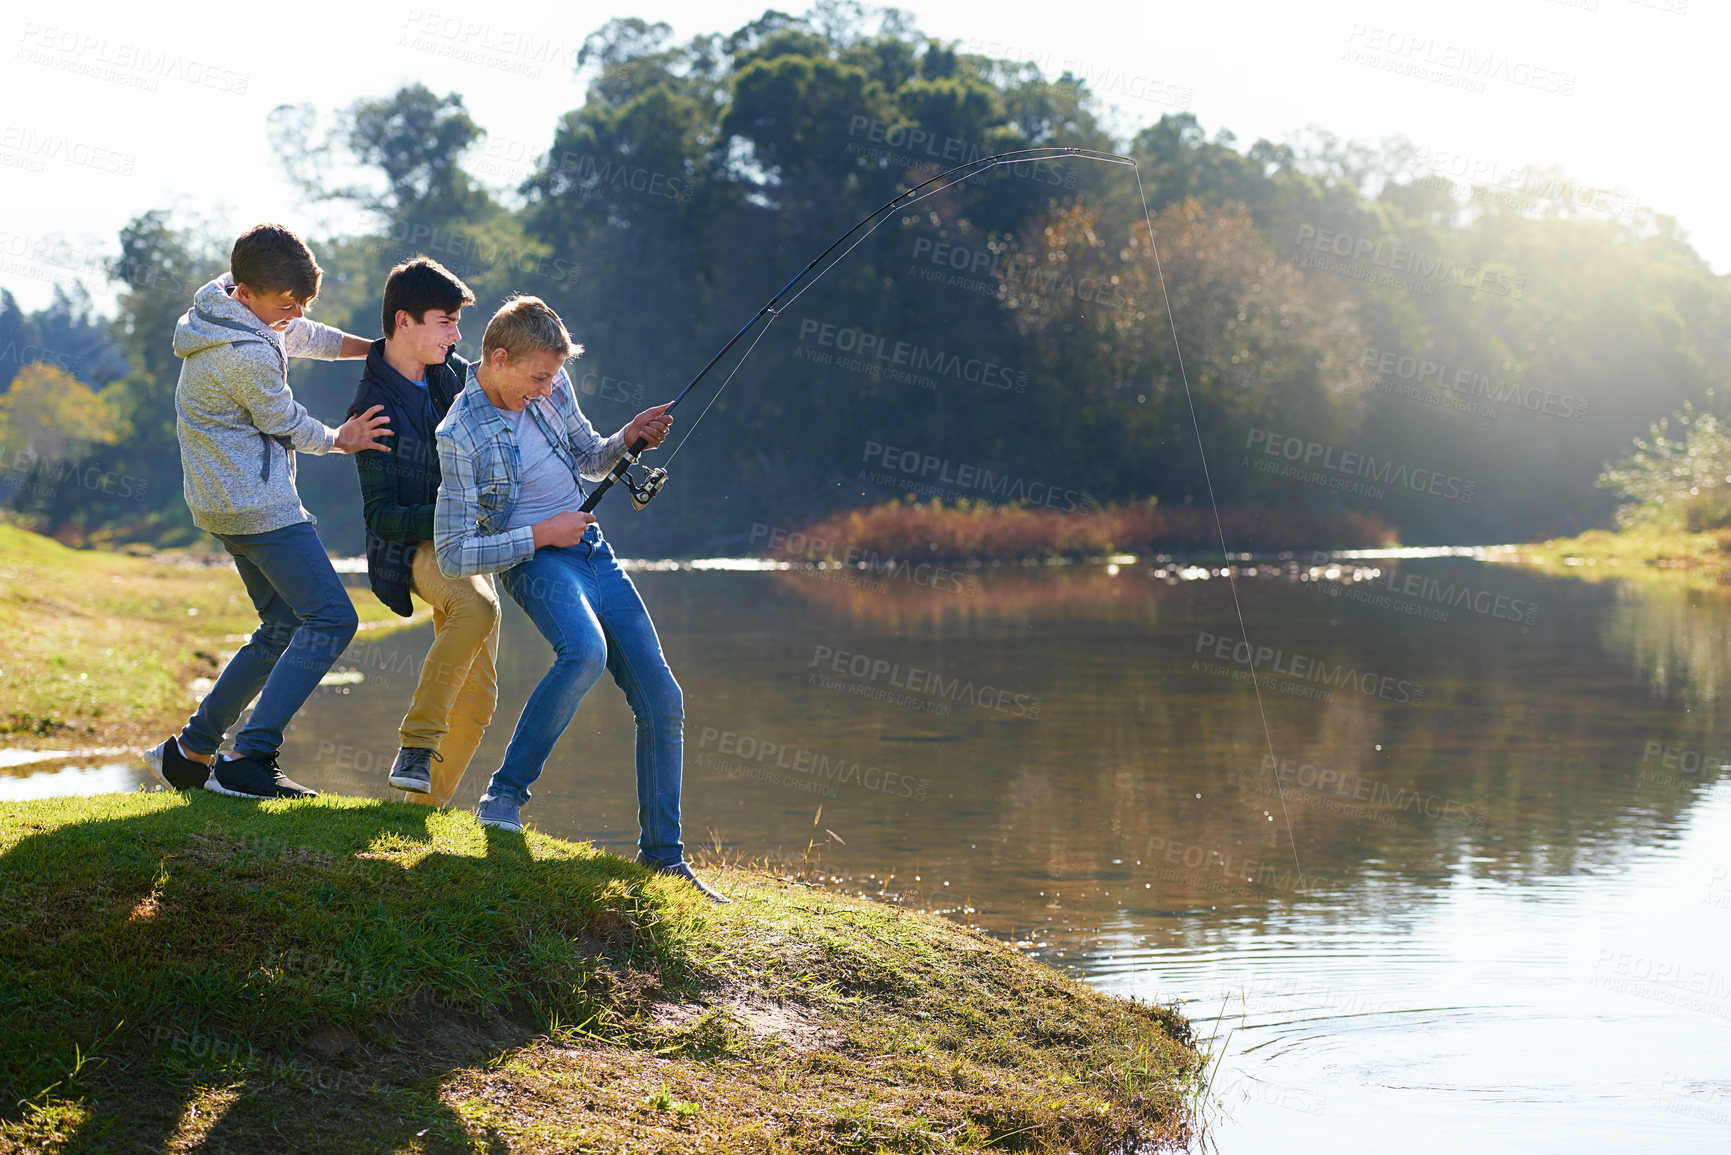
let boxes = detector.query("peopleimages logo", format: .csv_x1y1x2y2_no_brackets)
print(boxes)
0,125,134,176
748,522,981,596
795,318,1028,394
1260,755,1490,827
1193,631,1427,706
844,116,1076,186
1294,224,1525,298
0,339,91,378
1382,569,1539,626
16,22,250,94
1244,427,1475,504
1341,24,1577,97
908,235,1133,311
809,643,1043,719
552,151,695,204
1360,345,1589,423
695,726,930,801
0,448,150,503
861,441,1087,511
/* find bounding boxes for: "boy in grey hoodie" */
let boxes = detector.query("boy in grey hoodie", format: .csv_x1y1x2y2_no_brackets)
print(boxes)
142,223,392,799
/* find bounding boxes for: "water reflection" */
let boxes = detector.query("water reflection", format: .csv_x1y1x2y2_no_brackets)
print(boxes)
5,557,1727,1149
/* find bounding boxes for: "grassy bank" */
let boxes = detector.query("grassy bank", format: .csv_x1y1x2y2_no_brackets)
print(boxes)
0,527,412,750
1484,525,1731,588
771,498,1395,563
0,793,1198,1153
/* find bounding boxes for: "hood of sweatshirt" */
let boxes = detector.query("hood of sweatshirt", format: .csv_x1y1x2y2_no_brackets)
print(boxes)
172,273,282,360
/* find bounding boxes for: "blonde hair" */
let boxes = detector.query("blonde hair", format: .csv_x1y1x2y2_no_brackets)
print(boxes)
481,295,583,363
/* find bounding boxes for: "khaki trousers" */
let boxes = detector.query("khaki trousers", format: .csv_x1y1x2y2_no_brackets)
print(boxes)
398,544,500,807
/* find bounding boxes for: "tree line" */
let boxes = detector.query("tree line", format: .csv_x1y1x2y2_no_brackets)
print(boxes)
2,5,1724,556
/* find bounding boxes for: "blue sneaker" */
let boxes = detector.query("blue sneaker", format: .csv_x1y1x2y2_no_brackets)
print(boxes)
638,854,731,905
476,794,523,833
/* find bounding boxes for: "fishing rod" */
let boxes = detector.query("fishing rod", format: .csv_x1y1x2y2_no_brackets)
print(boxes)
579,145,1134,513
575,138,1314,886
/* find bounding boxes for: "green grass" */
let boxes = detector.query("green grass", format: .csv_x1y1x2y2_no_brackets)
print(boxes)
0,793,1199,1153
1484,525,1731,589
0,526,416,749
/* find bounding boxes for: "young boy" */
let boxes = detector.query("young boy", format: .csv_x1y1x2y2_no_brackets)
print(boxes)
348,256,498,806
433,295,726,903
142,223,392,799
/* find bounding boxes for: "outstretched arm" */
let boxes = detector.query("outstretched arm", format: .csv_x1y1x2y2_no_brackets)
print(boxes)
551,369,628,480
283,318,371,361
354,446,430,542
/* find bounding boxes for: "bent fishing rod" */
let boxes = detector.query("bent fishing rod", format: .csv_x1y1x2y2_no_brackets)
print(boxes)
575,140,1313,882
578,145,1134,513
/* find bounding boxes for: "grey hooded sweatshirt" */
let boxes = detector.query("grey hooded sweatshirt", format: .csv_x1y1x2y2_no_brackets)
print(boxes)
173,273,346,535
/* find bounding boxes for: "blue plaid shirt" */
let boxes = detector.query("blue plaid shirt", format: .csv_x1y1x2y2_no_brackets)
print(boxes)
433,365,627,577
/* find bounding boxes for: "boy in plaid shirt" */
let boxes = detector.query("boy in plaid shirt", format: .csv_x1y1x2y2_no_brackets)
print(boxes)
433,295,725,903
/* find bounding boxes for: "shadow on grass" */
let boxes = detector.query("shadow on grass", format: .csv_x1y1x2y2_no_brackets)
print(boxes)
0,791,666,1154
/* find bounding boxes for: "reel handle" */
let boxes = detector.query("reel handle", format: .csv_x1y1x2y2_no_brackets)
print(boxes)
579,437,669,513
579,436,650,514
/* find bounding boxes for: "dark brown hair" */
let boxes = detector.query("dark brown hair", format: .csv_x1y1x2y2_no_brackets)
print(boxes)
230,223,322,302
381,256,476,338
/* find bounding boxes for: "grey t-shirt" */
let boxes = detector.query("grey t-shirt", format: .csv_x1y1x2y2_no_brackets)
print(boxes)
501,404,585,530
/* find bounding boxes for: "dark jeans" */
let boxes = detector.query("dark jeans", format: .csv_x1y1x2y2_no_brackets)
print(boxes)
181,521,358,760
492,527,685,866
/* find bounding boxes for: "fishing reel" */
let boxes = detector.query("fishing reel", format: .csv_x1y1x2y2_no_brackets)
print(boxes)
625,465,669,510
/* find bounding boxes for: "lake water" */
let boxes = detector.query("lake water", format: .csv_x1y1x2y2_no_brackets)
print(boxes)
7,553,1729,1152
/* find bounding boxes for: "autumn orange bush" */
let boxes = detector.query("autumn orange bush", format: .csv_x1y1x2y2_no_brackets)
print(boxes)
770,498,1395,561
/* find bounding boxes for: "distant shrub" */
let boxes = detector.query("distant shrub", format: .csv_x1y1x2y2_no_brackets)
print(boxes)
770,497,1395,561
1598,402,1731,529
1684,489,1731,532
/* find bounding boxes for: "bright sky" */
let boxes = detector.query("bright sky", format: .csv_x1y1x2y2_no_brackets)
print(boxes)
0,0,1714,314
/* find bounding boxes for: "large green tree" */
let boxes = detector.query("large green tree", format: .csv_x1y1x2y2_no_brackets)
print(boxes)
12,4,1730,553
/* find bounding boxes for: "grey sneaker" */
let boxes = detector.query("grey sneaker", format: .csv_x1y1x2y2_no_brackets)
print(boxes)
639,855,731,905
476,794,523,833
388,747,439,793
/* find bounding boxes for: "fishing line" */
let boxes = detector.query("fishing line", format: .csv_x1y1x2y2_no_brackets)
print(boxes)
606,146,1304,879
662,318,779,466
1127,166,1304,883
660,148,1131,460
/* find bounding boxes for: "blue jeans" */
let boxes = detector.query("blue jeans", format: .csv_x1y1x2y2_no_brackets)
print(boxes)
492,527,684,866
182,521,359,760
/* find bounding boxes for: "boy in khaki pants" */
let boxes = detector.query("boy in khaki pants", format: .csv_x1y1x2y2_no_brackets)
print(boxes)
348,257,498,805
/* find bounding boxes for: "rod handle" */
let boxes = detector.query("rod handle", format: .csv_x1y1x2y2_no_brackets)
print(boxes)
579,436,650,513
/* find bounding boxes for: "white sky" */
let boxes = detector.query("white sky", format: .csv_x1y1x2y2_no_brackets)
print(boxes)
0,0,1715,314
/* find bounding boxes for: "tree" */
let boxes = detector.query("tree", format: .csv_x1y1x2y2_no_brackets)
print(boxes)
0,364,118,465
1000,199,1370,508
1596,402,1731,529
0,364,124,534
101,211,226,541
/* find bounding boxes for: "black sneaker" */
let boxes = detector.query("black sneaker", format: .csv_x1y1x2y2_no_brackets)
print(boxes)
204,752,318,799
638,854,731,905
142,737,210,791
388,747,439,793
